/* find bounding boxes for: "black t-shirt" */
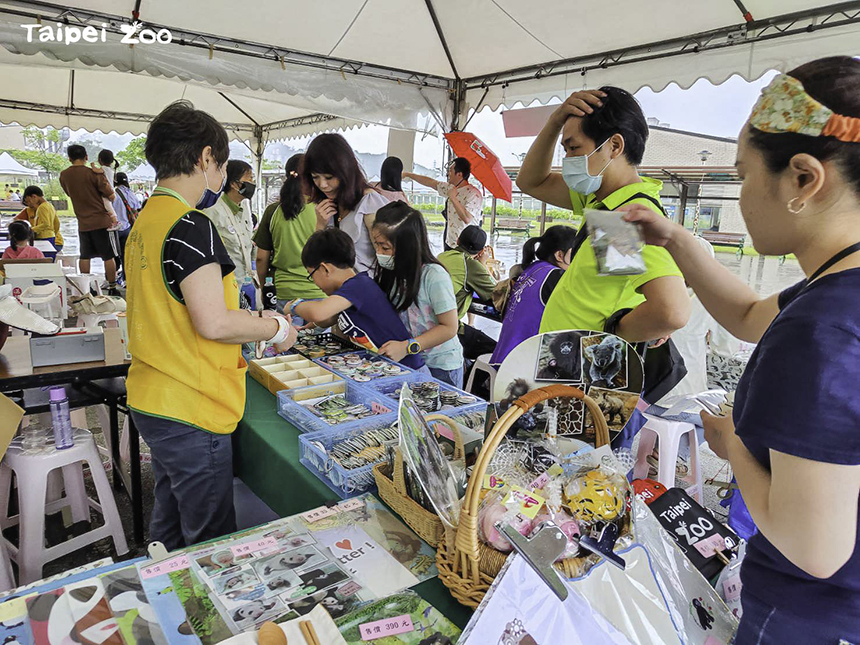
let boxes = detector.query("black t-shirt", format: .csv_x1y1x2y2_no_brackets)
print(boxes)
163,212,235,301
540,267,564,305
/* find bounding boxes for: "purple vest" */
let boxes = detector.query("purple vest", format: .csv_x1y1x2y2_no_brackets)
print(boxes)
490,261,559,365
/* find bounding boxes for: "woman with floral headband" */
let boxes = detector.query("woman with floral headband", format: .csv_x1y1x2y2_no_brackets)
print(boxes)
625,56,860,643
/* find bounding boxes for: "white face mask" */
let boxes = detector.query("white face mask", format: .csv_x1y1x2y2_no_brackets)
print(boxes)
561,139,613,195
376,253,395,269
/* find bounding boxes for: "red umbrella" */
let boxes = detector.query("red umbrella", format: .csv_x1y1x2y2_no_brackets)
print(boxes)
444,132,513,202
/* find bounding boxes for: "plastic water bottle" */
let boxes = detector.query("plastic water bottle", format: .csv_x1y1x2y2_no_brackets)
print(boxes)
263,276,277,311
49,387,74,450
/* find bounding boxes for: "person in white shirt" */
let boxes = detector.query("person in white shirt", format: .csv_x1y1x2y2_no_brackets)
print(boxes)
404,157,483,250
9,190,20,202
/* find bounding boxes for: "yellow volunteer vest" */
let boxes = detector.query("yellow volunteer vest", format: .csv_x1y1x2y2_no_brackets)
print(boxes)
125,189,246,434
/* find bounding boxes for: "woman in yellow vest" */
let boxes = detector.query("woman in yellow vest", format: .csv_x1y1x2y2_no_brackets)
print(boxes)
125,100,296,550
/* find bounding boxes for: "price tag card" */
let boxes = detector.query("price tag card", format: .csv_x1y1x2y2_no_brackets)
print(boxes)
338,581,362,597
547,463,564,478
359,614,414,641
230,537,278,557
505,485,546,519
528,471,550,490
140,554,190,579
300,505,337,524
371,402,389,414
337,498,365,513
722,573,742,602
301,498,366,523
693,533,727,558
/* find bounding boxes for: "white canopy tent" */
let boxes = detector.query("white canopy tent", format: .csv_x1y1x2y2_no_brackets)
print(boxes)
127,163,155,182
0,150,39,177
0,0,856,168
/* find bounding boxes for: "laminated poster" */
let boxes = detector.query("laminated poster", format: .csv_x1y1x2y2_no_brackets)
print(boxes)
167,569,233,645
294,494,438,581
335,590,461,645
100,566,169,645
137,563,201,645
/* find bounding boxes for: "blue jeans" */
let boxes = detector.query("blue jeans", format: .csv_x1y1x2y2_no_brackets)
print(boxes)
735,589,860,644
132,411,236,551
429,366,464,389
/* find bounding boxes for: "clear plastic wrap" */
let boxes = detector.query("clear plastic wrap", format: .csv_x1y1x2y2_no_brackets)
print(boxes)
585,209,647,276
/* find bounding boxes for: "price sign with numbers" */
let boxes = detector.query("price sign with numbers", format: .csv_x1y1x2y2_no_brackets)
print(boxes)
693,533,727,558
230,537,278,557
722,573,742,602
140,554,190,579
359,614,414,640
300,498,366,523
371,401,390,415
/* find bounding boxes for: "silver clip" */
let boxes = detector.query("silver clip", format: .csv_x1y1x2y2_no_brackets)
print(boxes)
501,522,569,601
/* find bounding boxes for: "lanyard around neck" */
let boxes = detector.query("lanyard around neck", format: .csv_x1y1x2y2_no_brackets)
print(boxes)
153,186,193,209
806,241,860,286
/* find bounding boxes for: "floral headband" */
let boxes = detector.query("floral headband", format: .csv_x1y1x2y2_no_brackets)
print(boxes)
749,73,860,143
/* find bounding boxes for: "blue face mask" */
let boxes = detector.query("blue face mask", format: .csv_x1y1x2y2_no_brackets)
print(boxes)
196,165,226,209
561,139,613,195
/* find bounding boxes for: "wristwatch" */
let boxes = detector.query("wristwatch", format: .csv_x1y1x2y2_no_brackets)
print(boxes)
406,339,422,355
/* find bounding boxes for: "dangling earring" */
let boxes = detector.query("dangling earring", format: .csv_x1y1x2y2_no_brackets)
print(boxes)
787,197,806,214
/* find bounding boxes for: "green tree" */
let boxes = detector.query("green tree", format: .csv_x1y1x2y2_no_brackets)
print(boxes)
22,126,63,153
261,158,281,171
116,136,147,172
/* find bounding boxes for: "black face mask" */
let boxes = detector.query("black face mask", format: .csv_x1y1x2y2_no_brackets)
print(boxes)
238,181,256,200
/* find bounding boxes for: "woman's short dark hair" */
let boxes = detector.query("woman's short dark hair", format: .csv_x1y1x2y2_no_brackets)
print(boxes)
145,100,229,180
301,229,355,270
451,157,471,180
98,149,116,168
521,225,579,268
303,133,369,212
23,185,43,200
114,172,130,189
380,156,404,192
372,201,442,312
226,160,252,192
747,56,860,198
579,86,649,166
280,154,306,221
8,220,33,250
67,144,87,162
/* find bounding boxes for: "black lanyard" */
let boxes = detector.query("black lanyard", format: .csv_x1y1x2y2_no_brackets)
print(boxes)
806,241,860,286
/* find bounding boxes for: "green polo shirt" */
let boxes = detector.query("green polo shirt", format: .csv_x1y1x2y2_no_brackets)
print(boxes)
438,247,497,320
540,177,682,333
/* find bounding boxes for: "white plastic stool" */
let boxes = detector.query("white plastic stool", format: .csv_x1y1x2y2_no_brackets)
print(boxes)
0,429,129,584
465,353,498,402
66,274,102,298
633,413,703,503
0,541,14,592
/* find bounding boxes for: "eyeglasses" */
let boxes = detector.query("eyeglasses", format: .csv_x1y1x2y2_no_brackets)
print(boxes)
307,266,321,281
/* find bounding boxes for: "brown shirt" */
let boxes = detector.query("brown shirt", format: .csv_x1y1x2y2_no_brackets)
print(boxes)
59,165,115,232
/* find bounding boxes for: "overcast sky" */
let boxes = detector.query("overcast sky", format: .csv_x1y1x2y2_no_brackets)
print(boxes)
90,71,778,172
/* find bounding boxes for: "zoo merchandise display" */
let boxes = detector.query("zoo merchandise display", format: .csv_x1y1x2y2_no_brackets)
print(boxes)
277,380,395,434
583,209,646,276
292,331,354,359
437,384,615,608
316,351,412,384
642,486,740,580
495,330,644,444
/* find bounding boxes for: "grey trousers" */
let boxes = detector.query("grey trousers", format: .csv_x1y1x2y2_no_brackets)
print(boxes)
131,411,237,551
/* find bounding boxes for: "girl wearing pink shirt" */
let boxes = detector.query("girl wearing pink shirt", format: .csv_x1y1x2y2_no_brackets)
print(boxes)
3,220,45,260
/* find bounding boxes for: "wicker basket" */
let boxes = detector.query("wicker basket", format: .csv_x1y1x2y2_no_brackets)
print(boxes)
436,384,612,608
372,414,465,548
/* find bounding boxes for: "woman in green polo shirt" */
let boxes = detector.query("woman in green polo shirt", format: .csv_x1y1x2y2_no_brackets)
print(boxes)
255,154,324,318
517,87,690,342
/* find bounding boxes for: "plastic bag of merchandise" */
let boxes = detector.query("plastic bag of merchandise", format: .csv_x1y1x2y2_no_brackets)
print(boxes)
460,495,738,645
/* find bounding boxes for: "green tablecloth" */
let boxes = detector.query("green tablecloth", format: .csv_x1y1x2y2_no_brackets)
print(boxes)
233,376,474,629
